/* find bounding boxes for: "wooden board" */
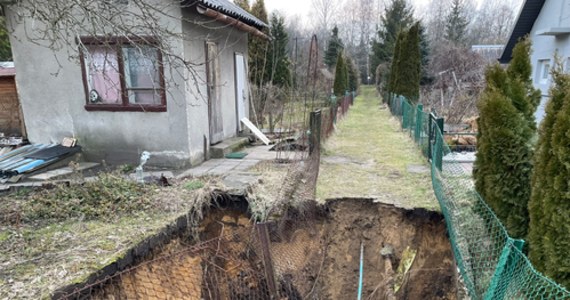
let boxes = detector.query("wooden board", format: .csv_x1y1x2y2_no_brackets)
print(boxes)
240,117,270,145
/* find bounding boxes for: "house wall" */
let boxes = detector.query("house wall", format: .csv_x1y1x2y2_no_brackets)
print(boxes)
4,1,251,168
529,0,570,122
181,9,250,164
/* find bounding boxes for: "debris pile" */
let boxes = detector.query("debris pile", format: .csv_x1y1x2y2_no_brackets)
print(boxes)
0,140,81,183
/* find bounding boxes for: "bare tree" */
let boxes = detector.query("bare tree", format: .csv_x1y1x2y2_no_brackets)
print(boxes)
422,43,486,123
423,0,451,46
468,0,522,45
310,0,341,40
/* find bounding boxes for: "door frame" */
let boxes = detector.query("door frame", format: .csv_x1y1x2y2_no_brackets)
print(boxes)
205,40,224,145
234,52,247,133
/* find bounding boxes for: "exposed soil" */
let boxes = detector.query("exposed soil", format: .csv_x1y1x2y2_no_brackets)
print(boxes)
76,198,456,300
316,199,456,300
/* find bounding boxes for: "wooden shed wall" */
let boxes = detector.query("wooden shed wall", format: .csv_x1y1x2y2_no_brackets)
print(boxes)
0,76,25,136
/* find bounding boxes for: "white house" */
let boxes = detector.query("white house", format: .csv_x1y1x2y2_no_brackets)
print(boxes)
499,0,570,123
2,0,267,167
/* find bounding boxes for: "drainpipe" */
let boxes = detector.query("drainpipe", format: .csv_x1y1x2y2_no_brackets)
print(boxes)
196,5,270,40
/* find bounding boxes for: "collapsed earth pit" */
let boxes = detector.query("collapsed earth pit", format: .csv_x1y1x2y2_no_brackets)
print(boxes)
60,198,456,299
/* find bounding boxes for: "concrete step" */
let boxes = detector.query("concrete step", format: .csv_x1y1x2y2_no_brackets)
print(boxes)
28,162,100,181
210,137,249,159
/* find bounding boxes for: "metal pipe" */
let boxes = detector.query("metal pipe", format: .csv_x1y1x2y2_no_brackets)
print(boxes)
358,241,364,300
196,5,270,40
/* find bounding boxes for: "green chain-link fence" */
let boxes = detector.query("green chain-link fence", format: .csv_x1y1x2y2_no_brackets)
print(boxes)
388,94,570,300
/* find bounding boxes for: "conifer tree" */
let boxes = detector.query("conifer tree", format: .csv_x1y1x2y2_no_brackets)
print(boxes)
445,0,469,46
248,0,269,85
346,56,359,92
370,0,414,82
333,52,347,96
398,22,421,102
324,26,344,70
388,31,405,96
528,69,570,289
267,13,290,87
418,23,432,85
0,16,11,61
473,39,539,239
387,23,420,102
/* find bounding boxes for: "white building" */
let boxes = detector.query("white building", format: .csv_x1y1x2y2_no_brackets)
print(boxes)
499,0,569,123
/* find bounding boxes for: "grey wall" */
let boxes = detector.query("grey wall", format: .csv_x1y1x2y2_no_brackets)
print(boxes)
181,8,250,165
530,0,570,123
5,1,250,168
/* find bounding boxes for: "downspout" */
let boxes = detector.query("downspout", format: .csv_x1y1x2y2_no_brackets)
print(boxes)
196,5,270,40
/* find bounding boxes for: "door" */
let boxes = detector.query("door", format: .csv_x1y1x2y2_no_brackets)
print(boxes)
206,41,224,145
234,53,247,132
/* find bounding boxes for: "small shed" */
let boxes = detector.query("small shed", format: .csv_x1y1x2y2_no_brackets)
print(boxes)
0,62,25,137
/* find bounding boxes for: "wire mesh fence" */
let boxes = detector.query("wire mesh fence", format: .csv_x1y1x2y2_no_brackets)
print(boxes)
54,209,326,300
388,94,570,299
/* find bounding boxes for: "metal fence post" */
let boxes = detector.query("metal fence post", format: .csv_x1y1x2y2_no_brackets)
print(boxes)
330,95,337,124
484,238,525,300
434,116,444,172
428,113,435,160
415,104,423,143
256,223,279,299
309,110,322,155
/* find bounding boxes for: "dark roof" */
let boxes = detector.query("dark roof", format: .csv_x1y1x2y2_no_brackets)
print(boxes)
499,0,546,63
192,0,268,29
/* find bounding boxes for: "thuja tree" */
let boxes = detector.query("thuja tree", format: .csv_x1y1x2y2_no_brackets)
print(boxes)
387,30,405,96
473,38,539,239
333,52,347,97
528,69,570,289
346,56,359,92
397,22,421,102
388,22,421,103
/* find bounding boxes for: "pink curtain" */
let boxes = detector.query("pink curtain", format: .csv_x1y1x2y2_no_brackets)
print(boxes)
87,46,121,104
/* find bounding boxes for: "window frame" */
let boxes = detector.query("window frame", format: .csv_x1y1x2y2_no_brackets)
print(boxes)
79,36,167,112
537,59,551,85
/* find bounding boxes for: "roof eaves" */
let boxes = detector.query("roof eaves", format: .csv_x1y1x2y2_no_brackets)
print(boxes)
196,0,268,29
499,0,546,64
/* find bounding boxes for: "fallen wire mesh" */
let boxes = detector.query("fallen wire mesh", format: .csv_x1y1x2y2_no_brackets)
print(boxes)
55,210,327,300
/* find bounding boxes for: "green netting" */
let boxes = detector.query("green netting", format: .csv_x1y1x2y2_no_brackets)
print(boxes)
388,94,570,300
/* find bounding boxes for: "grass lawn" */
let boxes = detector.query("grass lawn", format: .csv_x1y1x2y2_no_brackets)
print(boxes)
0,173,221,299
317,86,438,210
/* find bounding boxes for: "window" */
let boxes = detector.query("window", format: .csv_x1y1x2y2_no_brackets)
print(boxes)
537,59,551,85
80,37,166,112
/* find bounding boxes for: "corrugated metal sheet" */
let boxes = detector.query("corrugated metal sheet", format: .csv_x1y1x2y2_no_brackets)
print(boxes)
192,0,268,28
499,0,546,64
0,144,81,180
